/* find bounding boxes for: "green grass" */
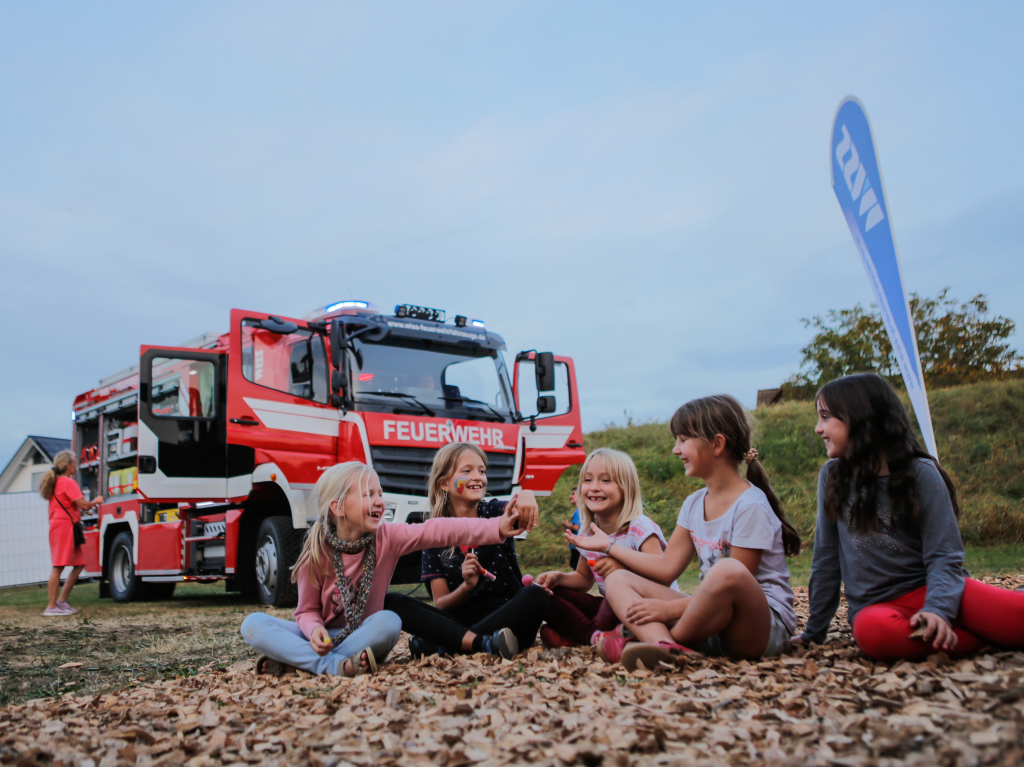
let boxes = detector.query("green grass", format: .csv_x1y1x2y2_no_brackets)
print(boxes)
518,378,1024,568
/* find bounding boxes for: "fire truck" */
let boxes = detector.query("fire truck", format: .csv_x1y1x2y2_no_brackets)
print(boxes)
71,302,584,606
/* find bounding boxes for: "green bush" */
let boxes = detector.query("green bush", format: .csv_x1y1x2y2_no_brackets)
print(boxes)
518,379,1024,568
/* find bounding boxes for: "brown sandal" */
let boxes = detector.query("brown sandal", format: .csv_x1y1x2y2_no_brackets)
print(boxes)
255,655,296,676
340,647,377,677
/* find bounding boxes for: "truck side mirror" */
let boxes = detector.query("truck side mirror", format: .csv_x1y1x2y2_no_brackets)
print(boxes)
537,395,557,414
535,352,555,392
260,316,299,334
330,320,346,369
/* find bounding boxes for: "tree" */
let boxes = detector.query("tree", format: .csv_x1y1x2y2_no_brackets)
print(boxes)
783,289,1021,398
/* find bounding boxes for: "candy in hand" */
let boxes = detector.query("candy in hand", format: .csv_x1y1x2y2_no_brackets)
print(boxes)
459,546,497,581
587,560,597,567
521,574,534,586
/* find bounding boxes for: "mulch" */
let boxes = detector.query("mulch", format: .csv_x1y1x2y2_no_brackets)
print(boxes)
3,576,1023,767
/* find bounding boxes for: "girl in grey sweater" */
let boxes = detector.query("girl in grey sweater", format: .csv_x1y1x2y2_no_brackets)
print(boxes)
801,373,1023,661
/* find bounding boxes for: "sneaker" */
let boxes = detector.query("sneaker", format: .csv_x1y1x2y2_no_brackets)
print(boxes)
409,637,446,658
540,625,576,650
57,601,78,614
482,628,519,660
592,626,631,646
620,641,691,672
42,606,73,616
595,634,633,664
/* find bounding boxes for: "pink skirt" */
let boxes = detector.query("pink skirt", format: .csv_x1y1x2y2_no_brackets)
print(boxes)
49,519,85,567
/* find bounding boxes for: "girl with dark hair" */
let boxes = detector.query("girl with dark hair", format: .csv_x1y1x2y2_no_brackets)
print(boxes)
800,373,1024,661
567,395,800,669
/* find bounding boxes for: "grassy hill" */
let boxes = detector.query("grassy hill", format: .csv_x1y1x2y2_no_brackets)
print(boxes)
518,378,1024,569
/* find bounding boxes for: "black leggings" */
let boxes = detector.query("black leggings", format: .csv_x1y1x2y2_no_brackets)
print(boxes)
384,585,550,654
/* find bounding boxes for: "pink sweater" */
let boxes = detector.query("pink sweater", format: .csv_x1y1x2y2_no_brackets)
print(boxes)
294,517,504,638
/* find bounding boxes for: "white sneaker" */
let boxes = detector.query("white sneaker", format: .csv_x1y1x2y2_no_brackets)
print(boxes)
57,601,78,614
43,606,73,616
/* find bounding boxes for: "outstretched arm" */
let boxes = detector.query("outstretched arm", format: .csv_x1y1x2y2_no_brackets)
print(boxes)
565,524,694,585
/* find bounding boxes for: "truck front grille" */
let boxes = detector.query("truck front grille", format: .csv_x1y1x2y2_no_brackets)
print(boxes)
369,446,516,497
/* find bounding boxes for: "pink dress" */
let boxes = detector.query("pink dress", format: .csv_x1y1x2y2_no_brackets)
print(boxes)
49,476,86,567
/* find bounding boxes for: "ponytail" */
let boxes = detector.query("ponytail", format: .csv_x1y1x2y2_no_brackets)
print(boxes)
745,454,801,557
39,450,76,500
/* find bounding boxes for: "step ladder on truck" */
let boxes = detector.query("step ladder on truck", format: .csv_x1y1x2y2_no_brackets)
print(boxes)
70,302,585,606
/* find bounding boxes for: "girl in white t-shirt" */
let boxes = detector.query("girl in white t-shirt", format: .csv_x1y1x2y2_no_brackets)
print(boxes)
535,448,678,649
566,395,800,669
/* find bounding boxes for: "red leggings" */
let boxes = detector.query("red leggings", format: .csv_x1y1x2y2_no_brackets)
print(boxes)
542,587,619,645
853,578,1024,662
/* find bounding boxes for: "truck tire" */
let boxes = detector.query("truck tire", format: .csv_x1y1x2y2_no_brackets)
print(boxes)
108,531,143,603
254,516,304,607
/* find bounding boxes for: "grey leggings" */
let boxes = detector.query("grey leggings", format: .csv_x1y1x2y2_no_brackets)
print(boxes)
240,610,402,675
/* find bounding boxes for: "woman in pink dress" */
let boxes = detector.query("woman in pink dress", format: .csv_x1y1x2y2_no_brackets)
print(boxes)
39,450,103,616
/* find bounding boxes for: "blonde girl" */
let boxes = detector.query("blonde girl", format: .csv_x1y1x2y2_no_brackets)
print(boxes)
536,448,677,649
567,395,800,669
40,450,103,616
240,460,535,676
383,442,548,658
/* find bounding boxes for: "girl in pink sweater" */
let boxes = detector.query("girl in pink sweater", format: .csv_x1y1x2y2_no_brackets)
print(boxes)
240,461,535,676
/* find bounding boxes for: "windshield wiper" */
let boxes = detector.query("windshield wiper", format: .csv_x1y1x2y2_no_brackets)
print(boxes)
354,391,436,417
443,395,508,423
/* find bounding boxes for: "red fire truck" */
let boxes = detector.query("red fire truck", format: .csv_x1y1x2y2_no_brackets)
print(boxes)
71,302,584,606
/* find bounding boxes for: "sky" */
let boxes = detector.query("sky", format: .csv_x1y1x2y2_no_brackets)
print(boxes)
2,2,1022,467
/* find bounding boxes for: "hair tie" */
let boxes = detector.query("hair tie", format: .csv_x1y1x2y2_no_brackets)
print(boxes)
743,448,759,464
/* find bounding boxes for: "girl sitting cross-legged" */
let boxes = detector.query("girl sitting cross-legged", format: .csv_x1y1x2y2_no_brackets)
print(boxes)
567,395,800,670
240,460,535,676
799,373,1024,661
535,448,679,650
383,442,550,659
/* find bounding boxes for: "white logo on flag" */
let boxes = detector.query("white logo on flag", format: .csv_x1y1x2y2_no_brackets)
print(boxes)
835,125,885,232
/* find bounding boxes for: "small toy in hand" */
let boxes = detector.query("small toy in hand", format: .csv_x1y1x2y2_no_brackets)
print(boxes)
587,559,597,567
521,574,534,586
459,546,497,581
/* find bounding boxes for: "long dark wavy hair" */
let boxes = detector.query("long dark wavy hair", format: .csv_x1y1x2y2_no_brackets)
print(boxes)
817,373,958,534
670,394,801,556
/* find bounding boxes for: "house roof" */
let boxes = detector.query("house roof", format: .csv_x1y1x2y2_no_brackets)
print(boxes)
0,436,72,493
27,436,71,462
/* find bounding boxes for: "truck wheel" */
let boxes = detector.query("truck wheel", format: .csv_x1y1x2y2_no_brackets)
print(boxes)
108,531,142,603
254,516,304,607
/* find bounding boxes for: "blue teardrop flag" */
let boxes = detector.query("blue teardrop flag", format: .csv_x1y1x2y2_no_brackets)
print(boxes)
830,97,937,457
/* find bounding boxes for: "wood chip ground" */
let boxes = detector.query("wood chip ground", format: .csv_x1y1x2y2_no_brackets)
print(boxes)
3,576,1023,767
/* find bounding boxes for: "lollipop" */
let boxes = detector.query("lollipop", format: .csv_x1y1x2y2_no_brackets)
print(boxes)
459,546,496,581
521,574,534,586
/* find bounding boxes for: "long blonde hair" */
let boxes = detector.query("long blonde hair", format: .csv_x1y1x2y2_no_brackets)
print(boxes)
576,448,644,535
39,450,76,500
291,461,376,582
427,442,488,519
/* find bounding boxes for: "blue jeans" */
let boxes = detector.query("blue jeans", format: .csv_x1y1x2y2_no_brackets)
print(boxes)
240,610,402,676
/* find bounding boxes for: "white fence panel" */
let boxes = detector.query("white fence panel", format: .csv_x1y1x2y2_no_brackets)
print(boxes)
0,492,53,588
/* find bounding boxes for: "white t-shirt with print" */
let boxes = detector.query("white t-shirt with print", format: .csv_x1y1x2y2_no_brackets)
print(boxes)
677,485,796,632
577,514,681,596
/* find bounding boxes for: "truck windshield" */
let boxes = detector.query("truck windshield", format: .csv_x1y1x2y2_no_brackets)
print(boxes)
351,339,514,422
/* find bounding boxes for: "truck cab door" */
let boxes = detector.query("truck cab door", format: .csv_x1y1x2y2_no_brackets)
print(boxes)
226,309,336,489
512,352,585,493
138,347,229,499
